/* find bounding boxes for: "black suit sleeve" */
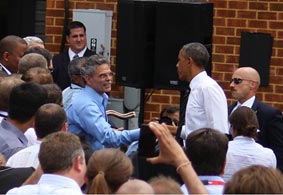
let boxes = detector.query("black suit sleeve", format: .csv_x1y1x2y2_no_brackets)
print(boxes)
265,109,283,172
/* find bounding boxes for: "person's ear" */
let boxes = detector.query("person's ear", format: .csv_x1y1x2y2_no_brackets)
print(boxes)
84,75,92,86
220,159,226,176
61,122,68,132
2,51,9,62
187,57,193,67
66,35,70,44
74,155,85,172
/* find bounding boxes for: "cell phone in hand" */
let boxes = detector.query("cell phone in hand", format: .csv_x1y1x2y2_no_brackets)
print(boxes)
138,124,158,157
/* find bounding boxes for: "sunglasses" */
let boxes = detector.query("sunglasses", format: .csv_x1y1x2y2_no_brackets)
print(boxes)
230,78,254,85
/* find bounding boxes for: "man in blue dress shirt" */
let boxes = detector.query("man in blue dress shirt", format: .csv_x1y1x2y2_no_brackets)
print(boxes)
67,54,140,150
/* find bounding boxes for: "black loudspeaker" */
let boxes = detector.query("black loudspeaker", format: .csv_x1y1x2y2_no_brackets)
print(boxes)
153,1,213,90
239,32,273,87
116,0,213,90
116,0,156,88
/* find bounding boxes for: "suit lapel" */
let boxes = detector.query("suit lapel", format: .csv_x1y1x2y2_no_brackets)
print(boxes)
251,98,259,112
228,102,237,115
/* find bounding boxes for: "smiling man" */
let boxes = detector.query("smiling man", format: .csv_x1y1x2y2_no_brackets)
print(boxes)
52,21,95,90
67,54,140,151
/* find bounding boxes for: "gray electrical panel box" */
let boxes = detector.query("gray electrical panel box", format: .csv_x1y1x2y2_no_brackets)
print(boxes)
73,9,113,60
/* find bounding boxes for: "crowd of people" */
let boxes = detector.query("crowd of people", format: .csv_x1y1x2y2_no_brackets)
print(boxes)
0,20,283,194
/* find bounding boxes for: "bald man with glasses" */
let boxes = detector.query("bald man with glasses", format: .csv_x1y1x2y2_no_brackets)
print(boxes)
229,67,283,172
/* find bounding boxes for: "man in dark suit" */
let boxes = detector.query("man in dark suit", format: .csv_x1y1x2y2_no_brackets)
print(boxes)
52,21,95,90
229,67,283,172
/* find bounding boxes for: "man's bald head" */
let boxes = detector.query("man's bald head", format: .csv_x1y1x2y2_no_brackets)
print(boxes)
116,179,154,194
230,67,261,103
235,67,260,86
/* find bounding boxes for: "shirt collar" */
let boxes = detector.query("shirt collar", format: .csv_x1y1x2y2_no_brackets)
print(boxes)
85,85,108,107
240,96,255,108
68,47,87,60
190,71,207,89
39,174,82,192
1,119,28,145
0,63,12,75
198,175,225,182
70,83,83,90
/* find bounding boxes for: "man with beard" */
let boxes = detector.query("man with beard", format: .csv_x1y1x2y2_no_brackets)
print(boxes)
229,67,283,172
67,54,140,151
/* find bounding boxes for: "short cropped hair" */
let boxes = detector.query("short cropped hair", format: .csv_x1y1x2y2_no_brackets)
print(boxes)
81,54,110,77
149,175,182,194
68,57,87,77
42,83,62,106
185,128,228,175
0,76,24,111
0,35,27,58
66,21,86,36
8,82,47,123
18,53,48,74
24,46,52,66
182,42,210,69
160,106,179,118
39,132,84,173
23,36,44,47
35,103,66,139
21,67,53,84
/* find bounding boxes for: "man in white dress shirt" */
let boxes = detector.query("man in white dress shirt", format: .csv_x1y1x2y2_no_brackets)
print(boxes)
7,103,67,169
176,42,228,140
7,132,86,195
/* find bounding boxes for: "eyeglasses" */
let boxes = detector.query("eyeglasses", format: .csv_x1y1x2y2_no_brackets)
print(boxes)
230,78,254,85
98,72,115,79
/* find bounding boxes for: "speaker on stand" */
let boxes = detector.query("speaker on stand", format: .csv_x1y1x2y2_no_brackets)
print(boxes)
116,0,214,125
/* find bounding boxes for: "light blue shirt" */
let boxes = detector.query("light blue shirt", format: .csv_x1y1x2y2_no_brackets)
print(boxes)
67,85,140,150
181,175,225,194
7,174,83,195
62,83,83,111
0,119,28,160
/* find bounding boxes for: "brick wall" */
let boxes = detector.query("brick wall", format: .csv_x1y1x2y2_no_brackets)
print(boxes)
46,0,283,123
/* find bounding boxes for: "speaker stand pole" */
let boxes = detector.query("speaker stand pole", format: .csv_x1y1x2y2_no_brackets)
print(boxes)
138,87,145,126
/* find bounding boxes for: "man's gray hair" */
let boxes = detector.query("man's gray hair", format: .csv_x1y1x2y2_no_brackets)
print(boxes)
81,54,110,77
182,42,210,69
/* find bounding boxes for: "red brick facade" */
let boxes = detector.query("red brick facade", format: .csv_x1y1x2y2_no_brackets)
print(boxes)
46,0,283,122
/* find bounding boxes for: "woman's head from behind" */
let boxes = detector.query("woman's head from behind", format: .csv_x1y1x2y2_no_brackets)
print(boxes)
86,148,133,194
224,165,283,194
229,106,258,139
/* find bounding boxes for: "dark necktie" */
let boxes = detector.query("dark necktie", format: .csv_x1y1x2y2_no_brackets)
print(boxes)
175,87,190,146
73,54,79,60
